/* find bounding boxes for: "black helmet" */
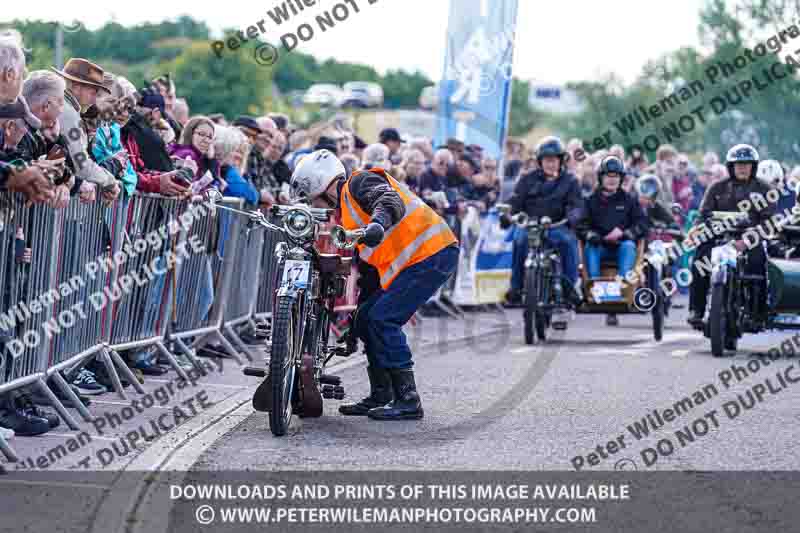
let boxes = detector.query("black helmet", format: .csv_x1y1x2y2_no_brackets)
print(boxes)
597,156,626,189
635,174,661,200
725,143,759,179
536,136,566,164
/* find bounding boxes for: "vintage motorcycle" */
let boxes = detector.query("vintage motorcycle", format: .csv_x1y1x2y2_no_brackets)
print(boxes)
207,194,364,436
498,204,571,344
697,210,800,357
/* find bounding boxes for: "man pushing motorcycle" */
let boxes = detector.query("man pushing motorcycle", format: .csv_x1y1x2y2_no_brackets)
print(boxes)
290,150,459,421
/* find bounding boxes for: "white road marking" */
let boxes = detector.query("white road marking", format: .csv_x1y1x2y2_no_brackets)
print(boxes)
38,432,118,442
91,400,172,409
0,479,109,491
145,379,245,390
511,346,537,354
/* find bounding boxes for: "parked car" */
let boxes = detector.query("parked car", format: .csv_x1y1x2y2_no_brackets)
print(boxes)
303,84,345,107
419,84,439,110
342,82,384,108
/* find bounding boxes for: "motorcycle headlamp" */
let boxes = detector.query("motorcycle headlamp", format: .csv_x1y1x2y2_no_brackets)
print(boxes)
284,207,314,240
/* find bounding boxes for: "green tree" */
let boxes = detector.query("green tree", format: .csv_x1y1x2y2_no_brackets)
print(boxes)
160,41,273,118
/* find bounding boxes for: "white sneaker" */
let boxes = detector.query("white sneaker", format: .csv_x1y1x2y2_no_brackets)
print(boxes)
0,427,14,440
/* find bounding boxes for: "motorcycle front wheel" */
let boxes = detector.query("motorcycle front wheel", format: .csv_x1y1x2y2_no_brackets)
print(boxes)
269,295,297,436
709,282,728,358
524,265,548,344
647,265,664,342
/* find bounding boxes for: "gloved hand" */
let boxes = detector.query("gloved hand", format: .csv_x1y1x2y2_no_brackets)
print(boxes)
499,214,512,230
361,222,385,248
586,231,603,246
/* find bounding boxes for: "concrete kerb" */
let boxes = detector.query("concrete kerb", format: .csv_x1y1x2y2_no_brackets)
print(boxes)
84,311,525,533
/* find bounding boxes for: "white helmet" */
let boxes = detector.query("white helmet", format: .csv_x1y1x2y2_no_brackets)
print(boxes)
757,159,784,187
290,150,346,200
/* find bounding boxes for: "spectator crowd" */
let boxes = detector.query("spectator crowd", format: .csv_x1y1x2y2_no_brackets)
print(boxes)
1,27,798,444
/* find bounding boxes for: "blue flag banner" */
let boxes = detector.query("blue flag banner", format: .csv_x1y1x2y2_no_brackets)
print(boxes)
436,0,519,160
452,207,515,305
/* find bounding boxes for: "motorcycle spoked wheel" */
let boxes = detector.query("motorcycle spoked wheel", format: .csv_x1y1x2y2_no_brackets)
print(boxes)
269,295,297,436
646,266,664,342
524,265,548,344
709,283,729,358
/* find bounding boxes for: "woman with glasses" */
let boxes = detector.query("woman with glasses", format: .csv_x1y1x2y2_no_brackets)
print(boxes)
167,116,221,194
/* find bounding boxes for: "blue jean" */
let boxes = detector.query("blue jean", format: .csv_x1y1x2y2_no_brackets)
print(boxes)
584,240,637,278
511,225,579,291
353,245,459,369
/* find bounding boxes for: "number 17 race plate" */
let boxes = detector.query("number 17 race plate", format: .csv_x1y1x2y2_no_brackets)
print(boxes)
281,260,311,289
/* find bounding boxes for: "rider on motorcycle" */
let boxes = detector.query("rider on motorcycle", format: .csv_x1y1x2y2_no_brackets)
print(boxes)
687,144,775,328
635,174,677,227
583,156,649,326
290,150,459,421
504,136,584,308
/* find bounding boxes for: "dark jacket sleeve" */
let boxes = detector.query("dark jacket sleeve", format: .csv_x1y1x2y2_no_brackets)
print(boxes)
98,157,123,179
629,195,650,239
699,181,719,220
349,171,406,230
565,177,585,227
509,173,529,215
651,202,676,226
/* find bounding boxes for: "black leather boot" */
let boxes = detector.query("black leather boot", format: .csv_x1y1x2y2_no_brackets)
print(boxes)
339,366,393,416
367,368,424,420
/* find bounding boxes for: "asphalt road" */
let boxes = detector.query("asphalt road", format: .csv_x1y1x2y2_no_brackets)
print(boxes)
4,299,800,533
197,298,800,472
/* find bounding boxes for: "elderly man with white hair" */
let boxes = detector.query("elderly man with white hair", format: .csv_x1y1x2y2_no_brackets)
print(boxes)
419,148,453,193
240,116,278,199
51,58,120,202
172,98,189,127
362,143,391,171
0,33,25,104
17,70,81,207
0,34,55,204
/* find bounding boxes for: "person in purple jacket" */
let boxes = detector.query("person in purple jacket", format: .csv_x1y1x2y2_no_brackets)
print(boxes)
167,115,221,193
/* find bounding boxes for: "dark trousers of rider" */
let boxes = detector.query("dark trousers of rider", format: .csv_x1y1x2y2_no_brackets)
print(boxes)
353,245,459,369
510,225,579,291
689,240,767,315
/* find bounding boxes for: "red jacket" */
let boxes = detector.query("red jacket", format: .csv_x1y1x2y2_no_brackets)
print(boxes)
121,131,163,193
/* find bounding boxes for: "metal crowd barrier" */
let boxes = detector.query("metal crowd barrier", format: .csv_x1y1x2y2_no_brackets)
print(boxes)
254,214,284,324
0,192,280,462
168,198,249,365
102,194,194,386
220,214,266,362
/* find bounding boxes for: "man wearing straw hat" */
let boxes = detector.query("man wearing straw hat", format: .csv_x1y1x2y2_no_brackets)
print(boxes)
51,58,120,202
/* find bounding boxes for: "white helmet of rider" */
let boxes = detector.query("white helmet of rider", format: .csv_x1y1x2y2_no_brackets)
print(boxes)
757,159,784,188
290,149,346,201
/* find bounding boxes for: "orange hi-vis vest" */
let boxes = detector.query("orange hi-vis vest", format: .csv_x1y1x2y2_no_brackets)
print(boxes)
340,168,458,289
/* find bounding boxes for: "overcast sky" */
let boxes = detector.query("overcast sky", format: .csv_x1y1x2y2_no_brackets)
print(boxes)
7,0,707,85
